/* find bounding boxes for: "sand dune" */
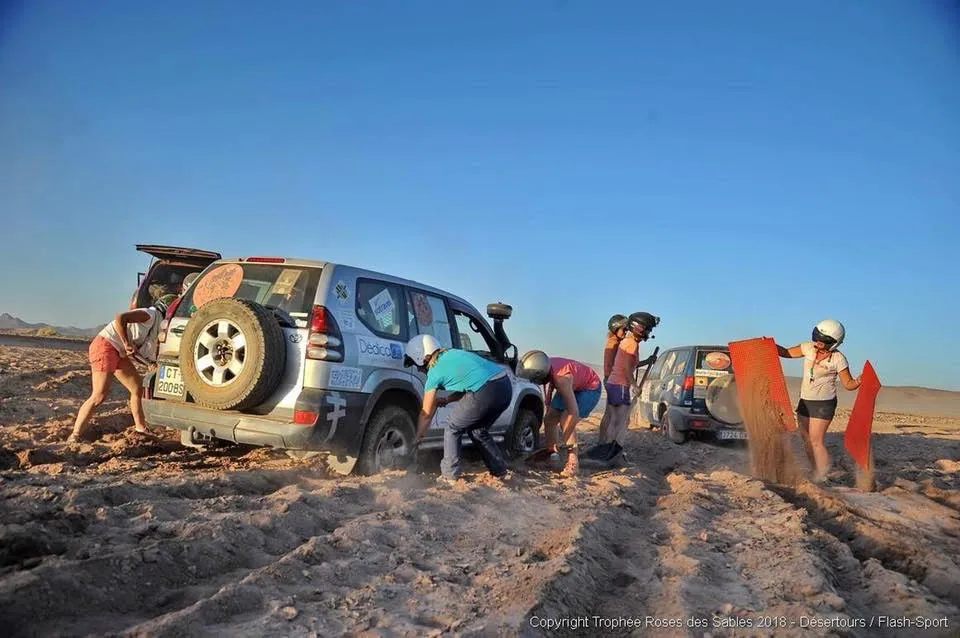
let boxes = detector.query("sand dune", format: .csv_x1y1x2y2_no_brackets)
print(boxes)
1,341,958,637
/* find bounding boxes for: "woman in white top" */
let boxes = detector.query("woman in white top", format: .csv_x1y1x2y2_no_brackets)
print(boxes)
778,319,862,482
68,295,175,443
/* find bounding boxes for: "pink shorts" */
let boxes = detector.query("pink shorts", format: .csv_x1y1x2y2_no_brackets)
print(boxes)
89,336,122,373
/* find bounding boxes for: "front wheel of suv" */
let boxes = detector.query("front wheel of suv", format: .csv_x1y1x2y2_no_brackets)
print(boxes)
356,405,417,475
505,408,540,459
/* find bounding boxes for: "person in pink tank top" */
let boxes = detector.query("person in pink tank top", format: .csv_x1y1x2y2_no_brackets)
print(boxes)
539,356,602,477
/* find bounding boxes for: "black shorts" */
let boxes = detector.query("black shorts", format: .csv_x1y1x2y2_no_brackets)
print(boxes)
796,397,838,420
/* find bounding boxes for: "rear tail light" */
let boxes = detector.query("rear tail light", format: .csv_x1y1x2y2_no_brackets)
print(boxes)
306,305,345,362
683,376,695,391
294,410,318,425
691,419,708,429
165,295,184,320
158,296,184,344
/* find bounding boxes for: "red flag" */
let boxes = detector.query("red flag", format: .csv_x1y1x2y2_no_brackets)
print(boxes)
844,360,881,470
728,337,797,433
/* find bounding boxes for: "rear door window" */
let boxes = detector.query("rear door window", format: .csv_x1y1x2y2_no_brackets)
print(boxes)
670,349,692,376
356,279,406,339
406,289,454,349
175,263,322,323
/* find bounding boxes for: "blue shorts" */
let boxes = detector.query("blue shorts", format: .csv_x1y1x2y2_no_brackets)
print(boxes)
604,382,631,406
550,387,602,418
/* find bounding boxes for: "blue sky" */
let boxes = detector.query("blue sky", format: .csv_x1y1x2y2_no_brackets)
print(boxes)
1,1,957,389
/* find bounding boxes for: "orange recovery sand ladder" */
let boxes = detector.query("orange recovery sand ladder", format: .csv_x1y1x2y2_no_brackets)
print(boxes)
727,337,797,433
844,360,881,471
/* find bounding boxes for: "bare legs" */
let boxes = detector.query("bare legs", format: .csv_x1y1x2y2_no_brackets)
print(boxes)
69,370,111,442
69,359,153,442
113,358,150,433
797,414,833,481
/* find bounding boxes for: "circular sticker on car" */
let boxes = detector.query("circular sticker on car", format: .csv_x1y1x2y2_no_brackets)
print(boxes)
191,264,244,309
411,292,434,327
704,351,732,370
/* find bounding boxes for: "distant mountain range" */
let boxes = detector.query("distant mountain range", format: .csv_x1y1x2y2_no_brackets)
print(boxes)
0,313,102,338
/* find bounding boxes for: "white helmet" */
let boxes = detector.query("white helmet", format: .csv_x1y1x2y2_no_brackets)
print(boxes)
813,319,845,351
405,334,442,367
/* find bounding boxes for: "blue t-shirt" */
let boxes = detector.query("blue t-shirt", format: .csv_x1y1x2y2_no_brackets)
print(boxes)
424,349,503,393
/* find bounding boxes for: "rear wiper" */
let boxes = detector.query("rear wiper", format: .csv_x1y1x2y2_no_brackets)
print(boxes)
265,306,297,328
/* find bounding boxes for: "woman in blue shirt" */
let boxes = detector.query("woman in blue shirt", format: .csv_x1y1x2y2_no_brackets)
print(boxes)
405,334,510,480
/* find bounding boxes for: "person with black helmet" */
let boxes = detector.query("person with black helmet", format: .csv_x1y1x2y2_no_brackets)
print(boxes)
777,319,862,483
587,311,659,462
595,314,628,444
68,295,176,443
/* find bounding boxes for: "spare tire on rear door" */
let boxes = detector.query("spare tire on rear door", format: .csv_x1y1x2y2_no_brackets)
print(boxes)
705,374,743,426
180,298,286,411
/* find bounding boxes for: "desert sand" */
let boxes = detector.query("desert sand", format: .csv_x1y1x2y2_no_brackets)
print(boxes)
0,339,958,637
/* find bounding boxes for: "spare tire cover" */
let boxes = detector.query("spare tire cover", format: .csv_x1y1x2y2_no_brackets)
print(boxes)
706,374,743,425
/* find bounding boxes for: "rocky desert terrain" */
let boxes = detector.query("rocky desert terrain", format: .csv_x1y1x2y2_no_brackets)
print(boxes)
0,338,958,637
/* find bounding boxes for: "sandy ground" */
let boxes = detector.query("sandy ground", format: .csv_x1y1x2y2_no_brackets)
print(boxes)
0,341,958,637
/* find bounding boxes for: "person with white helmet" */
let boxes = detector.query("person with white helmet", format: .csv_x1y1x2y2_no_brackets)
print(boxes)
404,334,511,480
68,295,176,443
778,319,862,483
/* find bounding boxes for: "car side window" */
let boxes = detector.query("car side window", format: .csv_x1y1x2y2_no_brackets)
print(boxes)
646,353,669,380
671,349,691,376
406,289,455,350
659,351,678,377
453,310,496,356
356,280,405,339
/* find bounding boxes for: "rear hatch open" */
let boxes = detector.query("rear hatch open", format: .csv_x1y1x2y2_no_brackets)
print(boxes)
693,347,743,426
136,244,222,266
155,260,323,413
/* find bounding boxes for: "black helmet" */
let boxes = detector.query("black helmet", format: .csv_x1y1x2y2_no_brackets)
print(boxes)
607,314,628,334
627,311,660,340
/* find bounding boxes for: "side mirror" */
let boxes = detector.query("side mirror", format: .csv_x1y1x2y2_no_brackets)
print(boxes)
137,272,146,285
504,344,517,361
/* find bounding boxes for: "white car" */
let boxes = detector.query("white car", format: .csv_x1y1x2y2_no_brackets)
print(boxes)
142,255,545,475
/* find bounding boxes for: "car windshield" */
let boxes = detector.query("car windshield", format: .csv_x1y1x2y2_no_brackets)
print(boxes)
175,263,322,320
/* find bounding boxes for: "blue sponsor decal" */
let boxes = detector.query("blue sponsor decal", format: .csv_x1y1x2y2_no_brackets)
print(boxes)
357,336,403,361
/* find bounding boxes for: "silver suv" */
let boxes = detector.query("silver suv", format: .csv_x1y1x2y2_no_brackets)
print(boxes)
142,255,545,475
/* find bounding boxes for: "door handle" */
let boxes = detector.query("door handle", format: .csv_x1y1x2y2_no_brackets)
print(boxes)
171,326,185,336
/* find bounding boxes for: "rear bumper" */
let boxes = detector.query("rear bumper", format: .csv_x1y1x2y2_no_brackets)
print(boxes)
143,371,369,463
668,406,744,434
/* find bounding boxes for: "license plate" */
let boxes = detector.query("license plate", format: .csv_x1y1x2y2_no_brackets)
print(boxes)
717,429,747,440
155,364,185,399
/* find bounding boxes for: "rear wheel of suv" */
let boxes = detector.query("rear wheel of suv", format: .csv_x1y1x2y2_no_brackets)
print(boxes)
662,410,687,445
180,298,286,411
356,405,417,475
505,408,539,459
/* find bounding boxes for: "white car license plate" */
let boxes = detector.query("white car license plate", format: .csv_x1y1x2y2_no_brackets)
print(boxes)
717,429,747,440
155,364,185,399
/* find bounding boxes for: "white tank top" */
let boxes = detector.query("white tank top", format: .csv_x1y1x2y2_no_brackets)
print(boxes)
799,341,849,401
97,307,163,364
